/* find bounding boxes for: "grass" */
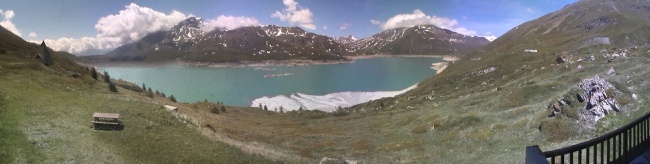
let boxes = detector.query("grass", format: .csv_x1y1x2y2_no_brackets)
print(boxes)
0,62,277,163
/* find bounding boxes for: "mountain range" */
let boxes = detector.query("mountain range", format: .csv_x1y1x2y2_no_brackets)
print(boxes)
85,17,490,63
7,0,650,163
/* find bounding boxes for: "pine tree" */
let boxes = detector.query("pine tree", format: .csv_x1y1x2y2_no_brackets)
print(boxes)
220,106,226,112
90,67,98,80
299,106,303,112
169,95,177,102
155,90,160,95
279,106,284,113
258,103,263,109
264,105,268,111
103,71,111,83
147,87,154,98
108,82,118,92
142,83,146,91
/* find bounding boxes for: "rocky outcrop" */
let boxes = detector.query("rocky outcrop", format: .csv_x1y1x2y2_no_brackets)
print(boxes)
579,75,620,121
547,75,626,133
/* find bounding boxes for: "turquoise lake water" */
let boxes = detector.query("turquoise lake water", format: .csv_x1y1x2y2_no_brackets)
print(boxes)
100,57,442,106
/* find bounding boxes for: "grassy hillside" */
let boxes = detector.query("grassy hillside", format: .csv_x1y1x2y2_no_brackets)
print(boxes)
0,25,278,163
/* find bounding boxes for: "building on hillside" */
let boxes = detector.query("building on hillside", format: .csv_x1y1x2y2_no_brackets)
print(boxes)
36,41,54,66
524,49,538,53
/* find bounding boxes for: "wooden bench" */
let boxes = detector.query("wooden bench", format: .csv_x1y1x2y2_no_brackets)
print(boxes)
91,112,123,130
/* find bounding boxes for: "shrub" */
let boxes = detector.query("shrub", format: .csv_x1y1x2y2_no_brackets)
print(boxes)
103,71,111,83
169,95,177,102
210,106,219,115
90,67,98,80
108,82,118,92
220,106,226,112
540,118,577,142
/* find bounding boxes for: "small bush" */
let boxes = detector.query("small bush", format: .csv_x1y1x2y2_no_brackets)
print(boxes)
103,71,111,83
220,106,226,112
108,82,118,92
210,106,219,115
90,67,98,80
169,95,177,102
540,118,577,142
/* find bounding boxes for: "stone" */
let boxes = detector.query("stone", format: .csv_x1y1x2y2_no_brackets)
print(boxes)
588,55,596,61
577,93,585,102
606,67,615,75
319,157,357,164
633,93,638,100
577,65,582,69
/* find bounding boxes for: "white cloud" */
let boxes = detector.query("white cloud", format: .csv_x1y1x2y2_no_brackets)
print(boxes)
374,9,477,36
271,0,316,30
323,26,327,30
201,15,259,32
339,23,350,30
28,32,37,37
370,19,381,25
0,9,22,37
94,3,189,48
40,3,190,55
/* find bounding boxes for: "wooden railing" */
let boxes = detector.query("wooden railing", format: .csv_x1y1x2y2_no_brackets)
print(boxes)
526,111,650,164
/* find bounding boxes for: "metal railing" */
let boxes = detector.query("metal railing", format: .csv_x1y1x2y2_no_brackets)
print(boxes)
526,111,650,164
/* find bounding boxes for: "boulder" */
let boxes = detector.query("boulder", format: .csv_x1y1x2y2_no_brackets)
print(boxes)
606,67,615,76
577,93,585,102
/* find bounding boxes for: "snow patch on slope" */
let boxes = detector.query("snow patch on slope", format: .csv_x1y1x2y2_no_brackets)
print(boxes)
251,84,418,112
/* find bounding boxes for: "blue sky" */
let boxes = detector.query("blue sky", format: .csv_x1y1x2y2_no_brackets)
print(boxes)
0,0,576,55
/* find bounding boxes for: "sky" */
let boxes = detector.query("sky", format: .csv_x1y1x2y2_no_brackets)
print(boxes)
0,0,576,55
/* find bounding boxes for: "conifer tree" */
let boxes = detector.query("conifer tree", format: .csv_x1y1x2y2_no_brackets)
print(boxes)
142,83,146,91
220,106,226,112
264,105,268,111
169,95,177,102
146,87,154,98
90,67,98,80
103,71,111,83
279,106,284,113
258,103,263,109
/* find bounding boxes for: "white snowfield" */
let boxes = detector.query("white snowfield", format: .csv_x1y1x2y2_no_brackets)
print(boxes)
251,84,418,112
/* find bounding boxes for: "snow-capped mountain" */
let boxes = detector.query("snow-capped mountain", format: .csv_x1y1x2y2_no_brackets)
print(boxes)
345,25,490,55
481,35,498,42
101,17,348,62
331,35,358,45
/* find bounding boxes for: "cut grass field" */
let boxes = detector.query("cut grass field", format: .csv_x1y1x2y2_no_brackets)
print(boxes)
0,62,277,163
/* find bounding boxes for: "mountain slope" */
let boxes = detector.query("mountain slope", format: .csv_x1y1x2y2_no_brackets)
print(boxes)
346,25,489,56
0,24,278,163
343,0,650,162
96,17,347,62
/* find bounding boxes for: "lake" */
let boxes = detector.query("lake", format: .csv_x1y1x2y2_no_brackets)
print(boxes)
100,57,442,106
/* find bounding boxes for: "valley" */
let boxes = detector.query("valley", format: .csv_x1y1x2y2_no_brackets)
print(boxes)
4,0,650,163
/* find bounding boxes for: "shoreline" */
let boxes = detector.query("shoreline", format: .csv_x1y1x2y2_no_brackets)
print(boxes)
346,54,460,62
82,54,460,68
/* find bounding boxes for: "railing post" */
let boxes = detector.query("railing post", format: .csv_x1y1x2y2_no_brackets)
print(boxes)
621,130,630,163
526,145,549,164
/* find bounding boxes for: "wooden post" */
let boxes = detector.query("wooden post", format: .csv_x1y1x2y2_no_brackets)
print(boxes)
526,145,549,164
